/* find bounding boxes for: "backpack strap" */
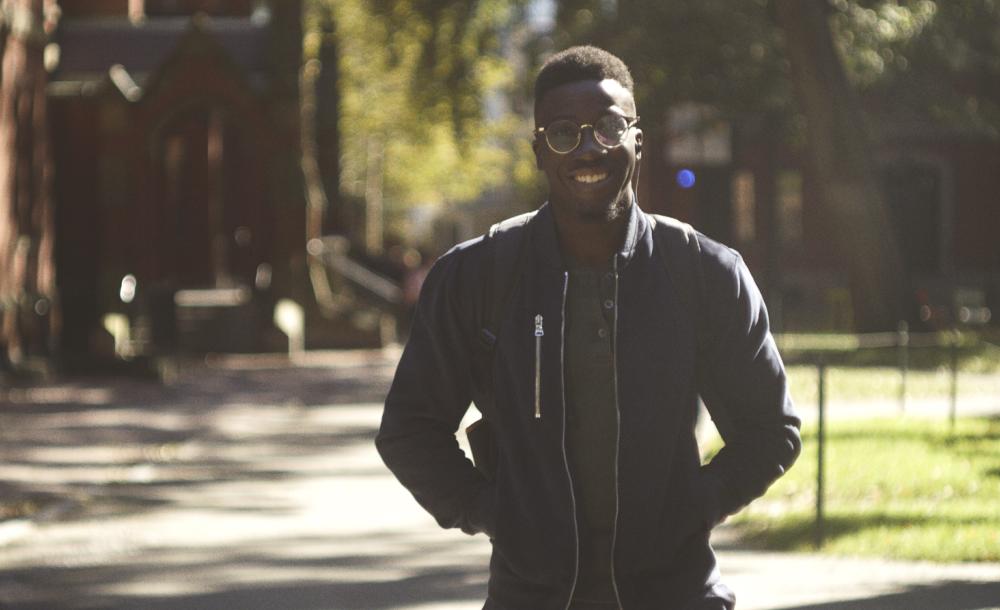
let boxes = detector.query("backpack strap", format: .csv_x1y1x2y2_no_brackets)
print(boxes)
648,214,708,367
478,210,536,351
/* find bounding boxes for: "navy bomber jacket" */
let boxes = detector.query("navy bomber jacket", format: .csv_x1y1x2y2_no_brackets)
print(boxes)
376,202,801,610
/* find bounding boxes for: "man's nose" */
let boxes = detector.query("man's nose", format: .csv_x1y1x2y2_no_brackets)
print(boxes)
573,126,606,158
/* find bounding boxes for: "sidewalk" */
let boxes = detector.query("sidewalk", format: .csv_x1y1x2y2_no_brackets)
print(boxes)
1,350,998,610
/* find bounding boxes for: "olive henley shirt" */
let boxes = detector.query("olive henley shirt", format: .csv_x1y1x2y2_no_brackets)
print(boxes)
564,264,620,606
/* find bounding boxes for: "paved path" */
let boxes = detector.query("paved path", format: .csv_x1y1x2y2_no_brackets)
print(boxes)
1,350,998,609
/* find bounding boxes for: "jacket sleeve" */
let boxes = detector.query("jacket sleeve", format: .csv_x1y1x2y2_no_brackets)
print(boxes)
375,249,496,537
696,250,802,525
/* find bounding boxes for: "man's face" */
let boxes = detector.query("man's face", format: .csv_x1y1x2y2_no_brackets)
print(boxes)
533,78,642,223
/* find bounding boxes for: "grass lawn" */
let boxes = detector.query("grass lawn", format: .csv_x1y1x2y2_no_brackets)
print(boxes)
721,417,1000,563
777,329,1000,405
784,364,1000,404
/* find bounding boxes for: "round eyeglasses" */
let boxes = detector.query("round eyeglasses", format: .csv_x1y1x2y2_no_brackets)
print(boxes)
534,114,639,154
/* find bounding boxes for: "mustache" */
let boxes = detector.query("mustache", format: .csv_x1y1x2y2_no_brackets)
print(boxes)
567,161,611,172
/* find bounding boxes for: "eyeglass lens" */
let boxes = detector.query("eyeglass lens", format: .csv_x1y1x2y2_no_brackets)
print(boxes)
545,115,631,153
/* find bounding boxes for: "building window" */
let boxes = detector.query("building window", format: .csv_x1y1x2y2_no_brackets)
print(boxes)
732,170,755,243
777,170,803,245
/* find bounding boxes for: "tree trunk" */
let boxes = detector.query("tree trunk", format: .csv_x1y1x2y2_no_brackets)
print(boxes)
773,0,908,331
316,9,343,234
0,0,59,368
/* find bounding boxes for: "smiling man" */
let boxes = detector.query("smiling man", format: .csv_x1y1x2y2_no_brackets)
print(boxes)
377,46,801,610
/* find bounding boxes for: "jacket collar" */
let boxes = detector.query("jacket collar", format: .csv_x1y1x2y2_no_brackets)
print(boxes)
617,197,644,265
529,199,646,270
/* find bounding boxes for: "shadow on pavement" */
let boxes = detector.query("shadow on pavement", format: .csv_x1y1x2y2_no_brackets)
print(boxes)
2,530,489,609
731,511,999,555
1,351,497,610
3,572,486,610
1,390,385,517
773,580,1000,610
2,355,397,414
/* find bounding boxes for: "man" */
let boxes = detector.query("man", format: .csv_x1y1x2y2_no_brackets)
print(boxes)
377,46,801,610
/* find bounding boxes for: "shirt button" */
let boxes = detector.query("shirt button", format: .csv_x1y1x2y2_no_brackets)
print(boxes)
598,328,608,339
603,299,614,310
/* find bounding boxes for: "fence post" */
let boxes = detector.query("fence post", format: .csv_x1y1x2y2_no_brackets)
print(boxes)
949,329,960,432
897,320,909,414
815,356,827,549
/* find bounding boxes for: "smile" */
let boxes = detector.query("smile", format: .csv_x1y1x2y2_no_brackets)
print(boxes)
572,172,609,184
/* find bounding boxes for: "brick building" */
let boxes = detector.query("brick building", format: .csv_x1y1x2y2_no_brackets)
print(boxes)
47,0,306,356
639,108,1000,332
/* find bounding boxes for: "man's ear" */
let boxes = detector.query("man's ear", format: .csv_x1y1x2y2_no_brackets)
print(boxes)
532,137,544,170
634,129,643,160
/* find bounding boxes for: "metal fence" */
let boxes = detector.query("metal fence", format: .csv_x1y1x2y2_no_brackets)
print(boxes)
774,326,1000,548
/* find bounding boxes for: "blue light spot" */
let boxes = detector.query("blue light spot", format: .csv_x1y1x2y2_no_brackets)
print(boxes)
676,169,696,189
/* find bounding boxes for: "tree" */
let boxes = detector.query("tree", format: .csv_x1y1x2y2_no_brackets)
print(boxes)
773,0,907,330
549,0,794,147
837,0,1000,136
547,0,1000,330
307,0,528,245
0,0,59,369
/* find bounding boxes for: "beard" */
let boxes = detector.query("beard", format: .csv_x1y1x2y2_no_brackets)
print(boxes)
575,183,633,223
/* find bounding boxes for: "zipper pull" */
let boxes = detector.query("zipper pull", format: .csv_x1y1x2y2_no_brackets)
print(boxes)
534,315,543,419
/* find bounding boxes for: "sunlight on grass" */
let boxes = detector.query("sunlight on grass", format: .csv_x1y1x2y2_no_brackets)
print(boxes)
785,365,1000,404
727,417,1000,562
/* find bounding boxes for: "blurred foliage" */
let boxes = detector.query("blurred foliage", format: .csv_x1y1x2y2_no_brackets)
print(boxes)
552,0,791,122
303,0,1000,223
305,0,530,215
829,0,939,88
839,0,1000,136
551,0,1000,138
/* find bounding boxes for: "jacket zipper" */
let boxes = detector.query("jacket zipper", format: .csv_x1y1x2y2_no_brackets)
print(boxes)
534,314,544,419
558,271,580,610
609,258,624,609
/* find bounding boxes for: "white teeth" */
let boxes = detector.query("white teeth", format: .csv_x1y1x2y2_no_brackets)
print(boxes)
573,172,608,184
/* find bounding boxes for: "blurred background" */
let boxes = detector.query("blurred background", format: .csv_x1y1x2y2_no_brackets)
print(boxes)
1,0,998,371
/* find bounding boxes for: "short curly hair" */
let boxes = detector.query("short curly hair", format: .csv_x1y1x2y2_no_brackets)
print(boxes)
534,45,634,107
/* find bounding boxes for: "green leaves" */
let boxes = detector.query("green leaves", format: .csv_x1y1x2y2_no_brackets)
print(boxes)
307,0,1000,225
309,0,525,214
553,0,999,138
830,0,938,86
